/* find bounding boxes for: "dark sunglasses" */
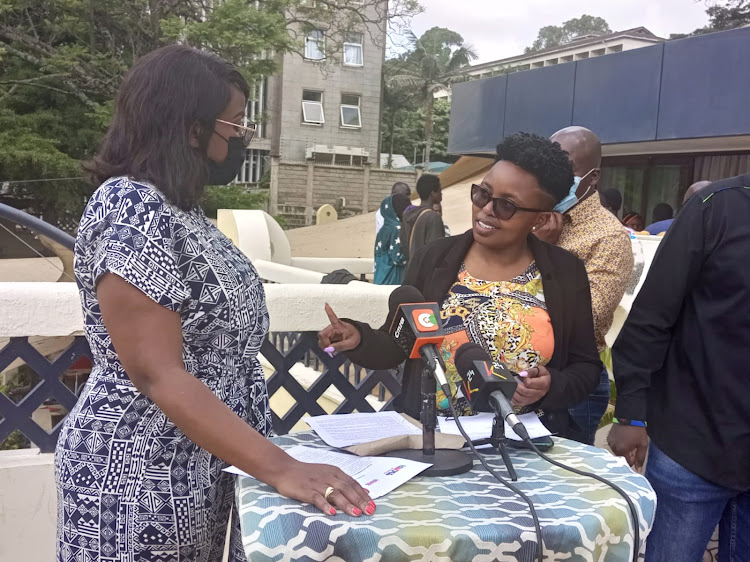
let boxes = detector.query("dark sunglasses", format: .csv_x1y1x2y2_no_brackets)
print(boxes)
470,184,548,220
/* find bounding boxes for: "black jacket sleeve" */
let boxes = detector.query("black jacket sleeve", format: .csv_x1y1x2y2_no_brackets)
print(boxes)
538,258,602,411
342,245,431,369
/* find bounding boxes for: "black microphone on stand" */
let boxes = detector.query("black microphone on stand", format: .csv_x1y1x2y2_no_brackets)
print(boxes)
381,286,473,476
454,343,530,442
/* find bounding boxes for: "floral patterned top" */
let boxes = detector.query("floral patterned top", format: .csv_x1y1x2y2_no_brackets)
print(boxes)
437,262,555,415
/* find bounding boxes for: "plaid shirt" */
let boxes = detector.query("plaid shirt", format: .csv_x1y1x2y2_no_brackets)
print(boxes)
558,195,634,351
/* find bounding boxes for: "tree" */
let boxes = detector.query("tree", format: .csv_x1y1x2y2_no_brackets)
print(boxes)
526,15,611,53
0,0,422,224
706,0,750,29
388,27,476,167
670,0,750,38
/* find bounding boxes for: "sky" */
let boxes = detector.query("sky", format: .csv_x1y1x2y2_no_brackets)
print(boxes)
407,0,710,63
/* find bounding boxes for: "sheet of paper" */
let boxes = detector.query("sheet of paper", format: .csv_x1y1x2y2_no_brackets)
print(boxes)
304,411,421,448
437,411,552,442
224,445,431,500
438,412,495,442
505,412,553,441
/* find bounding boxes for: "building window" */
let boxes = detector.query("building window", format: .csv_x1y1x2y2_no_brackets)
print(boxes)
344,33,363,66
607,44,624,54
340,94,361,128
246,77,268,139
305,29,325,60
591,48,606,57
302,90,325,124
236,149,269,184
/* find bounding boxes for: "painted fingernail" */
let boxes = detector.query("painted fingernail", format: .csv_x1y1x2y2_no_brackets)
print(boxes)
352,507,362,516
368,500,376,508
329,507,336,515
324,346,335,358
366,505,375,515
518,371,528,377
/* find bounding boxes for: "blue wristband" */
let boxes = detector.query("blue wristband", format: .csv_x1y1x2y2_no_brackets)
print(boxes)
613,417,647,428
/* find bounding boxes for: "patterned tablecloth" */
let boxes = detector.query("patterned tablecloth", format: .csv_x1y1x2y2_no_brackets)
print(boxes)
236,432,656,562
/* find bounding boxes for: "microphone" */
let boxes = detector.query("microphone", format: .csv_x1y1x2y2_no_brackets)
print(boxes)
381,286,473,477
454,343,530,441
387,286,450,396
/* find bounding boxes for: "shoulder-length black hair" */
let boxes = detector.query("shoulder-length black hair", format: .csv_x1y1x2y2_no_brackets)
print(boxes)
84,44,249,210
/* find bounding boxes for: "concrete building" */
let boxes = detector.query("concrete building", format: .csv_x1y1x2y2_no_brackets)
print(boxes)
436,27,664,100
447,27,750,225
238,3,387,184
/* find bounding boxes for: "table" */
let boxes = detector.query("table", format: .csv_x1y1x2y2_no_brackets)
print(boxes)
236,432,656,562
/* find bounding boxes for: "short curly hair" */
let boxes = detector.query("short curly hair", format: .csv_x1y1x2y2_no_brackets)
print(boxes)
495,132,574,204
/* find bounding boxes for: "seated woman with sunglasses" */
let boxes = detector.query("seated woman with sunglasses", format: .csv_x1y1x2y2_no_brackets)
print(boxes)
319,133,601,439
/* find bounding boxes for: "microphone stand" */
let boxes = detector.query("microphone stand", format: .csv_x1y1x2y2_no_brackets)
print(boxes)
383,359,473,476
489,413,518,481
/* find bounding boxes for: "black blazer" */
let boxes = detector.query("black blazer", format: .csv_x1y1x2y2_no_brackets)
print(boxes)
346,230,602,438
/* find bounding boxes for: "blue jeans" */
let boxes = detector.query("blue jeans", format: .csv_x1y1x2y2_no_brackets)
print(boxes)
568,367,610,445
645,442,750,562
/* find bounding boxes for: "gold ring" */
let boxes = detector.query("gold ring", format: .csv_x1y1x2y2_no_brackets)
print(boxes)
324,486,335,501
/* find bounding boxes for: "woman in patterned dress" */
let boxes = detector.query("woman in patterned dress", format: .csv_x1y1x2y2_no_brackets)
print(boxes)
56,45,373,562
320,133,602,439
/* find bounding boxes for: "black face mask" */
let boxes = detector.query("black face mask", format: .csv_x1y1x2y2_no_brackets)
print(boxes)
208,136,246,185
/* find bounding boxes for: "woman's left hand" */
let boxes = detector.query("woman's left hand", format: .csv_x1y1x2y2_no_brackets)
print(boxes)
512,366,552,407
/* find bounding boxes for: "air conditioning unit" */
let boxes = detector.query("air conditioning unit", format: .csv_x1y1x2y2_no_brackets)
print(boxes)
306,145,370,165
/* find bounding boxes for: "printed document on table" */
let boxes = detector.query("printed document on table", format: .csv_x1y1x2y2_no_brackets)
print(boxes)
505,412,552,441
304,411,421,448
438,412,495,441
224,445,431,499
438,412,552,442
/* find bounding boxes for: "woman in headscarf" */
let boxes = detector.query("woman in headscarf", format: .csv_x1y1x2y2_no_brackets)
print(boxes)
373,193,411,285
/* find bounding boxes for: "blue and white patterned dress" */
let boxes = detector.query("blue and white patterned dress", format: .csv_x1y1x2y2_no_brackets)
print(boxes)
56,177,272,562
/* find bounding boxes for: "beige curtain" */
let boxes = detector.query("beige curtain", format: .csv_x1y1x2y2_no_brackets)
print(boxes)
694,154,750,182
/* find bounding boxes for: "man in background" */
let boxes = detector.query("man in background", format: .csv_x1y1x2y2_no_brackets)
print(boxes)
682,180,712,205
401,174,445,262
609,174,750,560
376,182,411,235
535,126,633,445
600,188,622,217
645,203,674,235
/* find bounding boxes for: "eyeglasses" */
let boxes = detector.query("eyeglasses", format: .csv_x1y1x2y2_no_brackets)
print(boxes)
215,119,257,146
470,184,548,220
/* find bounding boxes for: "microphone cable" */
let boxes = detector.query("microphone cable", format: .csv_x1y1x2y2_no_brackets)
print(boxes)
447,398,544,562
518,431,641,562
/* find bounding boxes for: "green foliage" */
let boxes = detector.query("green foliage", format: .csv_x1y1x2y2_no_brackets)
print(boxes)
0,0,421,224
200,184,268,219
526,15,611,53
671,0,750,38
0,367,33,450
383,27,476,166
382,97,454,166
706,0,750,30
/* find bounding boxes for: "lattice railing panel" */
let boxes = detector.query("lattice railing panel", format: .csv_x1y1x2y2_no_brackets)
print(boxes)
0,336,91,452
0,333,402,451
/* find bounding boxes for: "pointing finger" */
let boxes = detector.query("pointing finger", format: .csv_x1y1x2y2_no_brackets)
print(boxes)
325,303,341,326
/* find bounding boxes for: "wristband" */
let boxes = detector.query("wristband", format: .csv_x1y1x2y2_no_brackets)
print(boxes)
613,417,647,428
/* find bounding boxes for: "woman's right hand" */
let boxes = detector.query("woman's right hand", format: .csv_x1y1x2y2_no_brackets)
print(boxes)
318,303,361,352
271,459,375,517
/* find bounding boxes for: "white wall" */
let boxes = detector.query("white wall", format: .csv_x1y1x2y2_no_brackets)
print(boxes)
0,449,56,562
